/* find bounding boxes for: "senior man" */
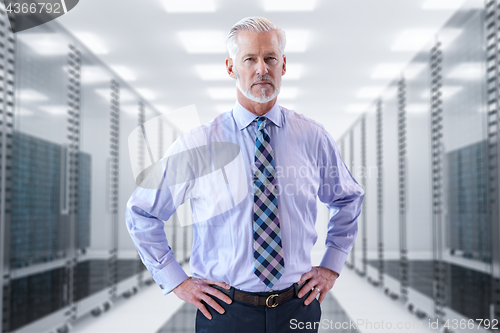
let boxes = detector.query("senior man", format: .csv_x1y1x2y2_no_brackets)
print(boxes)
126,16,364,333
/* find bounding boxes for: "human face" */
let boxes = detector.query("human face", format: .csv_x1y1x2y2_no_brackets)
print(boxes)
227,30,286,104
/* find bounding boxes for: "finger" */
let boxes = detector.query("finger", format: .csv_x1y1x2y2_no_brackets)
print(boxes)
201,294,226,315
196,302,212,320
203,279,230,290
297,270,314,285
297,279,317,298
318,291,326,304
203,286,232,305
304,290,318,306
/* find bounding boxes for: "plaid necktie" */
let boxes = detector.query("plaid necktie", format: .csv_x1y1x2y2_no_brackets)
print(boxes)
253,116,285,288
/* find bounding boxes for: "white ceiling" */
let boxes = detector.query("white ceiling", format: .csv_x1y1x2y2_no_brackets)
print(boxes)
56,0,466,138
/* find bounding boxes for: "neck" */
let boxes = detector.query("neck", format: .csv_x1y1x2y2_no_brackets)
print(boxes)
236,89,277,116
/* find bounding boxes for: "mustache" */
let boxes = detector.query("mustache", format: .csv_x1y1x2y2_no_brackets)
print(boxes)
252,76,275,87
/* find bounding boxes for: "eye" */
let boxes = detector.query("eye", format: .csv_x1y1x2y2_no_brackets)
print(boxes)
245,57,253,61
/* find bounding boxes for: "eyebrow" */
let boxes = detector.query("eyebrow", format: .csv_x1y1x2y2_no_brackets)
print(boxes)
241,51,279,58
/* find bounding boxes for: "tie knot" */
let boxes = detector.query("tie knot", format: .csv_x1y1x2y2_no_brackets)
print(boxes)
255,116,267,130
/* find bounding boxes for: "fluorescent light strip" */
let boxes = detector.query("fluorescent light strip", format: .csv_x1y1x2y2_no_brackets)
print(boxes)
263,0,316,12
406,103,428,113
420,86,463,99
18,89,49,102
81,66,111,84
282,63,304,80
284,30,311,53
95,88,136,102
161,0,216,13
356,87,386,99
110,65,137,82
137,88,157,101
18,33,68,56
371,63,427,80
179,31,227,54
345,103,370,113
391,29,435,52
448,62,483,80
39,105,67,115
195,64,231,81
422,0,466,10
371,63,405,79
74,32,108,54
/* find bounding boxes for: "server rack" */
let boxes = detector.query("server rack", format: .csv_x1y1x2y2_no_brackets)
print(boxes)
337,0,496,330
0,8,191,333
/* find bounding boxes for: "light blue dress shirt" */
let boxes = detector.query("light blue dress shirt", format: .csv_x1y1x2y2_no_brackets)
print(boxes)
125,100,364,295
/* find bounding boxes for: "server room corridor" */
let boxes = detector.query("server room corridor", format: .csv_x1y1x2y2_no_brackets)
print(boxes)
0,0,498,332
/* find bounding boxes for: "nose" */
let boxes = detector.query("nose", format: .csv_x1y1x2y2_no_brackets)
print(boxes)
255,58,268,76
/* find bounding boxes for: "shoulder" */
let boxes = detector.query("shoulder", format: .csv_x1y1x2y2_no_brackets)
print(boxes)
279,105,327,136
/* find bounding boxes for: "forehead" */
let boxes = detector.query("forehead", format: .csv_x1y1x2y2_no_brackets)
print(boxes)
235,30,280,56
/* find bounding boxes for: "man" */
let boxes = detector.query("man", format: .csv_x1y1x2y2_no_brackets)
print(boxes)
126,17,364,333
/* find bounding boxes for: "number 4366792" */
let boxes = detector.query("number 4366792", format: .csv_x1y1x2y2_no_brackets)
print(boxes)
6,2,62,14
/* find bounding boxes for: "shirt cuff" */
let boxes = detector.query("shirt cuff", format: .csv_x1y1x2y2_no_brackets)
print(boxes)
152,259,189,295
319,246,348,278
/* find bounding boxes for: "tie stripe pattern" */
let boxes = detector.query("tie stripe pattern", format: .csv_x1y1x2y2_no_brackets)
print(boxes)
253,116,285,288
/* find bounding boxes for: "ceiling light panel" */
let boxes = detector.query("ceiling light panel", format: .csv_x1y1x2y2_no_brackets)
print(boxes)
447,62,483,80
18,33,68,55
422,0,466,10
161,0,216,13
110,65,137,82
81,66,111,84
371,63,406,79
345,103,370,113
137,88,157,101
74,32,108,54
356,87,385,99
391,29,435,52
178,31,227,54
282,63,304,80
95,88,136,102
195,64,231,81
284,30,311,53
420,86,463,99
263,0,316,12
406,103,429,113
39,105,67,115
18,89,49,102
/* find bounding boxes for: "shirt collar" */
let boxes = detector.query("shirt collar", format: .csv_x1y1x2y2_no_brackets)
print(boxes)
233,99,283,130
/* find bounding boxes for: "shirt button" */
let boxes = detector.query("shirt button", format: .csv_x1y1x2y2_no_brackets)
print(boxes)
159,284,164,289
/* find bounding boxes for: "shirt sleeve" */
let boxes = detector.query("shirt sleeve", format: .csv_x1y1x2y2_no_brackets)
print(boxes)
317,129,365,278
125,148,193,295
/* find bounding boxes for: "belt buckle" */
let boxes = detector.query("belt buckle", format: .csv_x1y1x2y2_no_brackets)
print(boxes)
266,294,279,308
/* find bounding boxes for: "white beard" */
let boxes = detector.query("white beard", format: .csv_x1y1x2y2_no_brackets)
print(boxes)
235,70,280,104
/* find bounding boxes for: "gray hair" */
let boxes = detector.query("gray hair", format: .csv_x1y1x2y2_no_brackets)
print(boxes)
226,17,286,59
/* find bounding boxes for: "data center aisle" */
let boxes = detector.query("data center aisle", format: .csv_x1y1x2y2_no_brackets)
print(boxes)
72,253,435,333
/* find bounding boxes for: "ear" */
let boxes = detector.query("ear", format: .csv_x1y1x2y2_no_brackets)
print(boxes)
281,55,286,76
226,57,236,79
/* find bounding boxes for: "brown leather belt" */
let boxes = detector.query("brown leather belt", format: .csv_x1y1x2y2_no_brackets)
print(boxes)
212,281,307,308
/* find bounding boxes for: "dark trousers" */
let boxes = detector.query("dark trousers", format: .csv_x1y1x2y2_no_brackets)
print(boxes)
195,283,322,333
